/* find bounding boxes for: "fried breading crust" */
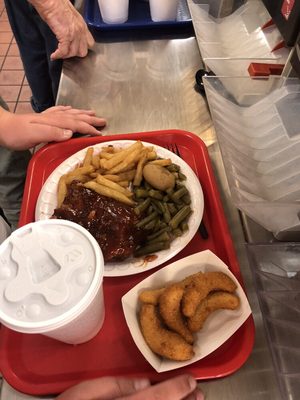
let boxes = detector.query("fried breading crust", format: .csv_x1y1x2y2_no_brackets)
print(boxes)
138,288,166,305
188,291,240,332
138,271,205,305
182,272,237,317
139,304,194,361
159,284,194,344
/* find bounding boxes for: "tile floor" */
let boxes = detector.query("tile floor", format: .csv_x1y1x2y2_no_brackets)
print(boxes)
0,0,33,113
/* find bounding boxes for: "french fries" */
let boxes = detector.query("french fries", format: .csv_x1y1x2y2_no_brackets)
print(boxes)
57,176,67,208
56,142,158,206
149,158,172,167
133,150,148,186
68,165,95,177
107,148,142,174
95,174,133,197
83,147,94,167
84,181,135,206
100,141,143,170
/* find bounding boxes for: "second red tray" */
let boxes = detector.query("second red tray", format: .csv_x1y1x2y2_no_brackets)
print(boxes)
0,130,255,395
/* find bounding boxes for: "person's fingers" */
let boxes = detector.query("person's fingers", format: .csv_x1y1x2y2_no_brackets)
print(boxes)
68,115,106,127
51,48,64,61
8,124,72,150
56,377,151,400
78,36,89,58
73,123,103,135
86,30,95,48
42,106,73,114
32,118,105,134
68,37,81,59
30,112,106,130
31,117,104,136
43,108,97,117
72,116,106,129
62,109,96,116
120,375,198,400
184,388,205,400
30,124,73,144
51,41,71,60
55,129,73,142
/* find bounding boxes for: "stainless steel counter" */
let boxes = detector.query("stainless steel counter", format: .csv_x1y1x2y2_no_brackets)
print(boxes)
57,34,282,399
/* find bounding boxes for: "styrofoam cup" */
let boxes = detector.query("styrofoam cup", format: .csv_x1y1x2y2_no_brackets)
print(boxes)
0,216,11,244
0,220,105,345
98,0,129,24
149,0,179,22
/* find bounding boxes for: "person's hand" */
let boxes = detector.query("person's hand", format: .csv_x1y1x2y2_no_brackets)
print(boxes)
29,0,95,60
0,105,106,151
56,374,204,400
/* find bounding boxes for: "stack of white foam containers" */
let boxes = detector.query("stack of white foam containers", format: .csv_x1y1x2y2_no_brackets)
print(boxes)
187,0,290,78
187,0,300,239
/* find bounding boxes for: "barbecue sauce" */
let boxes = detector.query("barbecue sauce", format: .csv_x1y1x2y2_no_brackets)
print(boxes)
52,183,146,262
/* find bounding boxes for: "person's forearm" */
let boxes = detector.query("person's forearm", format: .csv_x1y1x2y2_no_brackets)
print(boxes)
28,0,56,15
0,105,6,116
28,0,56,10
28,0,71,23
0,106,12,147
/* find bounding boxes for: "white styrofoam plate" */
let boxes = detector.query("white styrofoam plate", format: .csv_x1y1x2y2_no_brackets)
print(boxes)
35,140,204,277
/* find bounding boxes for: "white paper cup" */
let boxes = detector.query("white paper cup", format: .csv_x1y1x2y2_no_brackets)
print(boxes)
98,0,129,24
0,216,11,244
0,220,105,345
149,0,179,22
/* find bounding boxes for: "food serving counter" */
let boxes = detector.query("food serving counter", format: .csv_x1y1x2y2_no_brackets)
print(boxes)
0,12,285,400
53,31,282,399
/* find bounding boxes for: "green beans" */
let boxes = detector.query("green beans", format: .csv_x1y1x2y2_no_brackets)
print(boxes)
167,164,180,172
169,205,192,230
134,197,151,216
180,222,189,233
167,203,177,216
182,193,191,205
173,228,183,237
178,172,187,181
134,241,170,257
134,188,149,198
146,226,170,241
136,211,158,228
147,231,171,245
132,161,193,257
148,189,164,200
144,219,157,230
162,202,171,223
150,201,163,215
171,186,188,202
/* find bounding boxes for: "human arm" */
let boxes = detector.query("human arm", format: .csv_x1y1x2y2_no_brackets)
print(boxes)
28,0,94,60
0,105,106,150
56,374,204,400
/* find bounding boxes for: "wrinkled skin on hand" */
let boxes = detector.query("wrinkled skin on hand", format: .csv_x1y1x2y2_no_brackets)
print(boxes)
29,0,95,59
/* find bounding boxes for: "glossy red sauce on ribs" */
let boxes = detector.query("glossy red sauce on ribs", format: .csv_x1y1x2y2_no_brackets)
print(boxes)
52,182,145,262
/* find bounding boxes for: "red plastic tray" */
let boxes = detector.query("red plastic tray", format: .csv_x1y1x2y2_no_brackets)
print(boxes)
0,130,255,396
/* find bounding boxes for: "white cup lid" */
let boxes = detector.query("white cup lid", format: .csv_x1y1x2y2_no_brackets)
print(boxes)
0,220,103,332
0,216,11,244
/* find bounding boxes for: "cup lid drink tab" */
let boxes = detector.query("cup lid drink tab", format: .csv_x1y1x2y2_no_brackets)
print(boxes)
0,220,104,335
